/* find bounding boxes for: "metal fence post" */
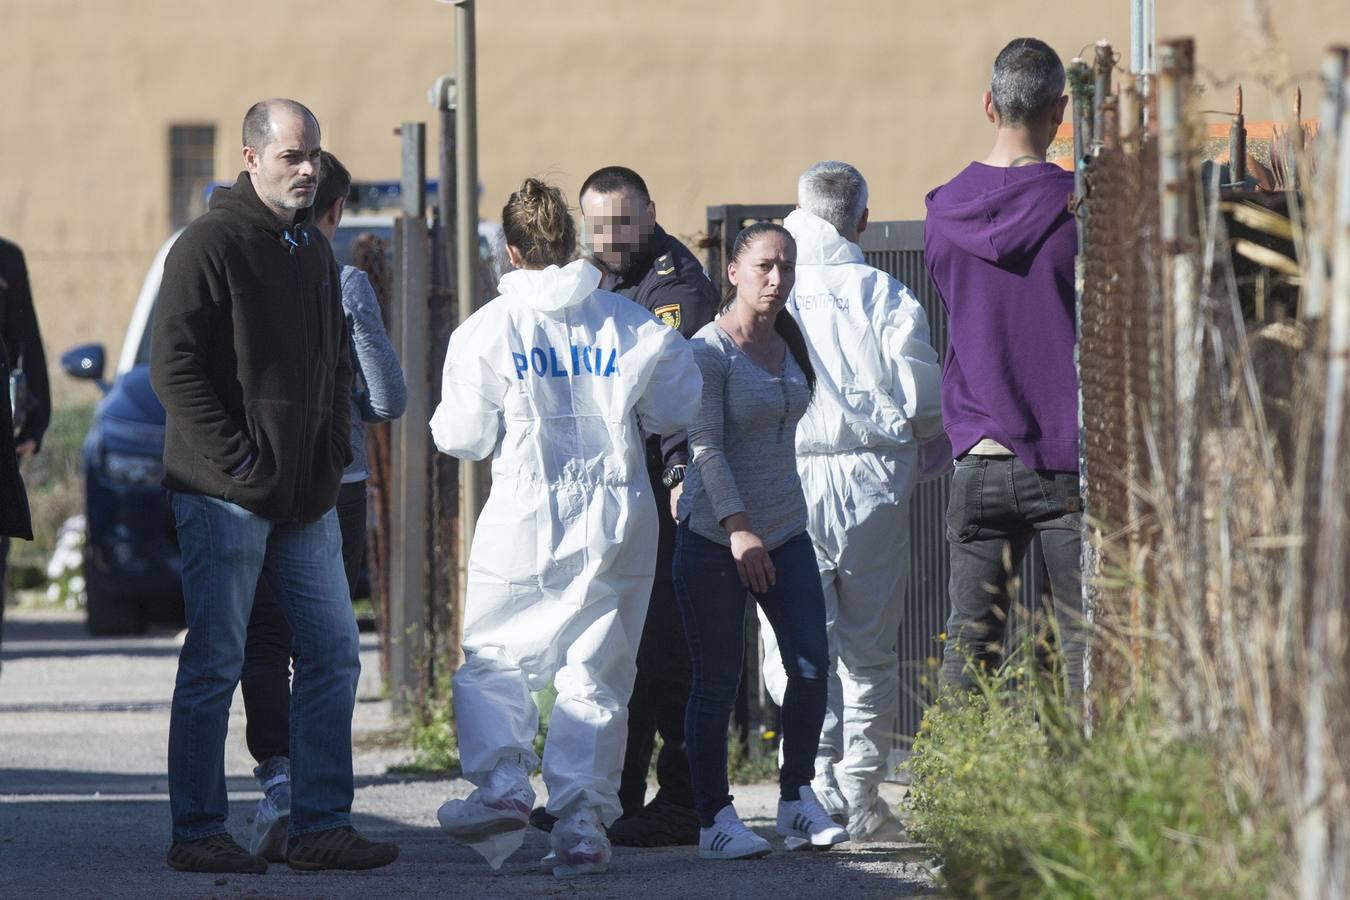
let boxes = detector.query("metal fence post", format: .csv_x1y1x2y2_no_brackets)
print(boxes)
389,122,430,711
1229,86,1247,187
1305,48,1349,321
1158,38,1208,729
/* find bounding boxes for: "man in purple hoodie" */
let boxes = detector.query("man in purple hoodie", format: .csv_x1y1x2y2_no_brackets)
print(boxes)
923,37,1084,697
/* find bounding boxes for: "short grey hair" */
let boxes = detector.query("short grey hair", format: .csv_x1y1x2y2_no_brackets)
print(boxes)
242,98,318,150
990,38,1065,125
797,161,868,236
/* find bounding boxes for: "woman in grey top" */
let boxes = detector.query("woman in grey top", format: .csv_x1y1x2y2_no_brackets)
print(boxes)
673,223,847,860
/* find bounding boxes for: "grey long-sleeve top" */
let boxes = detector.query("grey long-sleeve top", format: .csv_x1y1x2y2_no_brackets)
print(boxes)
676,321,811,550
341,265,407,482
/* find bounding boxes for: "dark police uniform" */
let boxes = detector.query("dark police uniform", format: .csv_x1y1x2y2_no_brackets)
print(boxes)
609,224,717,830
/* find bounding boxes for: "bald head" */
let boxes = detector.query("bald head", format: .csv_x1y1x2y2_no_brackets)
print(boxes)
242,98,319,152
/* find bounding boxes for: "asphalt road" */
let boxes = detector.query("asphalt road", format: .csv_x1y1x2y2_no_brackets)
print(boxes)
0,606,937,899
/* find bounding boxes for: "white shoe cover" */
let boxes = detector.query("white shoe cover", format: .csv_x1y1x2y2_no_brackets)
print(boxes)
437,758,534,869
546,807,610,877
810,772,850,827
247,795,289,861
847,796,908,843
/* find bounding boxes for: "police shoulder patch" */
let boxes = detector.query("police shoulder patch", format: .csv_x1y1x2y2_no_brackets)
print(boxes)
654,252,676,276
654,303,682,330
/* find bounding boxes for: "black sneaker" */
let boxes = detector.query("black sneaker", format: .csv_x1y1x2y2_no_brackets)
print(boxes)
529,805,557,833
167,833,268,874
608,796,700,847
286,825,399,871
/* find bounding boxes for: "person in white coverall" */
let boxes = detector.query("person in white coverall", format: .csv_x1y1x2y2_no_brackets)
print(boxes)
760,161,944,842
429,178,702,878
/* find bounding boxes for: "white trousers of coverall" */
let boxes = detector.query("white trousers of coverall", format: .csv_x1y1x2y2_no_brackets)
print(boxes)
760,448,916,810
452,477,656,826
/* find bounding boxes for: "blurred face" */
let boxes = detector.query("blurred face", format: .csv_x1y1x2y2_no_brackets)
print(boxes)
244,111,321,221
728,232,796,316
579,187,655,275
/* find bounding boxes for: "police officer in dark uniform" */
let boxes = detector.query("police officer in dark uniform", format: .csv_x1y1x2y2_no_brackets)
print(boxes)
528,166,715,846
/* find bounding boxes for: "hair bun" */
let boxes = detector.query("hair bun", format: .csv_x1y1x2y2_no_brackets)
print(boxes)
501,177,577,268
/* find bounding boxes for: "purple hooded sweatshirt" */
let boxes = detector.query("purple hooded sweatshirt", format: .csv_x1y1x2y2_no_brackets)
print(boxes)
923,161,1079,473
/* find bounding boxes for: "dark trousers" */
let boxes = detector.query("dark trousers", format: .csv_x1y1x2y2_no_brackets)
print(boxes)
673,525,829,827
941,455,1085,696
618,469,695,815
619,670,693,814
241,480,367,764
0,536,8,656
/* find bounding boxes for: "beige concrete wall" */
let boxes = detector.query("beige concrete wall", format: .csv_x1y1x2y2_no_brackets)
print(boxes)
0,0,1343,403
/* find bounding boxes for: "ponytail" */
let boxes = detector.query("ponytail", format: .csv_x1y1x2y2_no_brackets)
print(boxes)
774,309,816,397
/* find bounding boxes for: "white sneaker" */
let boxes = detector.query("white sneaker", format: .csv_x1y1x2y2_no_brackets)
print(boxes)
546,807,610,877
699,805,772,860
847,796,908,843
437,758,534,841
247,794,289,862
776,786,850,851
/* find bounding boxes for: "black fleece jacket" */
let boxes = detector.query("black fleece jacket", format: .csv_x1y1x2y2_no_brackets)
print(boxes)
150,171,352,523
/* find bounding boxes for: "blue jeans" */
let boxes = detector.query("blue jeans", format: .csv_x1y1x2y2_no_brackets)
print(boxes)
167,492,360,841
673,525,829,827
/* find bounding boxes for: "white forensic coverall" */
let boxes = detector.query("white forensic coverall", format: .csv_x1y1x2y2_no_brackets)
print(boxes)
430,259,702,826
759,210,943,812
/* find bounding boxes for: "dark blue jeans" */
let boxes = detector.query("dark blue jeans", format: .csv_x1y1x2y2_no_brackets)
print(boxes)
167,492,360,841
673,525,829,827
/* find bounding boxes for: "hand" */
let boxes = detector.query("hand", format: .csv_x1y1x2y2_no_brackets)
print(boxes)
668,482,683,521
15,440,36,462
729,528,775,594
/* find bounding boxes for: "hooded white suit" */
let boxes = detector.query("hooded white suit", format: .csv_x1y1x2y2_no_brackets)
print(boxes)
760,210,942,815
431,259,701,826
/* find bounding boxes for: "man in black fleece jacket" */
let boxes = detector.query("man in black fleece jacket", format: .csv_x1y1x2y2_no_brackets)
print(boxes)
151,98,397,875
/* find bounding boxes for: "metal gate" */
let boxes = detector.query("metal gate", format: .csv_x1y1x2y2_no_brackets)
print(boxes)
706,206,1048,751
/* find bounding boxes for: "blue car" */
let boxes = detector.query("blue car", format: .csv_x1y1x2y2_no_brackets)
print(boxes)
62,215,395,634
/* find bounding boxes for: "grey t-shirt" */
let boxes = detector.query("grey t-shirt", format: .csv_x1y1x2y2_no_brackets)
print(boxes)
677,320,811,550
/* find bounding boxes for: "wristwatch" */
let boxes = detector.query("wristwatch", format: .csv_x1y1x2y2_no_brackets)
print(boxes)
661,464,686,489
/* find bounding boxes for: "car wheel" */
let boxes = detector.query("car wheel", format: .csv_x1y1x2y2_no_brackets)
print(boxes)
84,555,146,636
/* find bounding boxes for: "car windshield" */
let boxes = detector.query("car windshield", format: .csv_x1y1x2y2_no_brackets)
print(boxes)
132,224,394,367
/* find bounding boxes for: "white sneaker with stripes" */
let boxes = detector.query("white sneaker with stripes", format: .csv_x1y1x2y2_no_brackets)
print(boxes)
776,786,851,851
698,805,772,860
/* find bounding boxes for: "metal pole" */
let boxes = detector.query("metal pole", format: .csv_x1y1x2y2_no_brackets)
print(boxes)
1093,41,1113,150
389,122,430,711
1229,86,1247,187
451,0,482,603
429,75,458,292
1306,48,1349,320
1158,38,1205,728
1130,0,1144,75
1068,56,1095,711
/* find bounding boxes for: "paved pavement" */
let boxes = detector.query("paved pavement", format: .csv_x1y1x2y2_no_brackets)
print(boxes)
0,606,936,899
